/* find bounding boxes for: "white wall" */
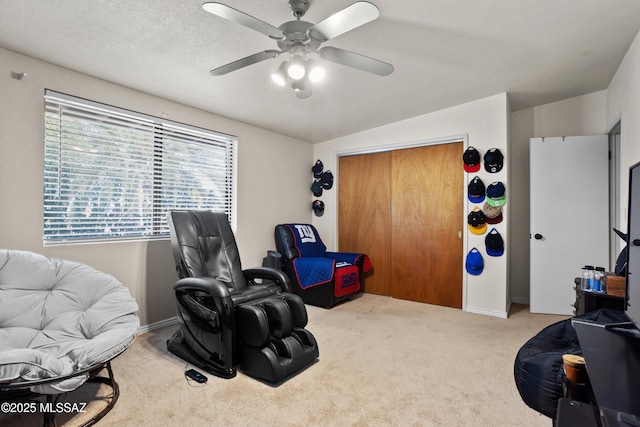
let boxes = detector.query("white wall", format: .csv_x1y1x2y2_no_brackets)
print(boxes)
608,30,640,232
532,91,607,138
0,47,312,327
509,90,608,304
313,93,510,317
509,108,534,304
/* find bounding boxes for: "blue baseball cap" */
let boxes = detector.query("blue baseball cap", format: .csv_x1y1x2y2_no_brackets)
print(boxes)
465,248,484,275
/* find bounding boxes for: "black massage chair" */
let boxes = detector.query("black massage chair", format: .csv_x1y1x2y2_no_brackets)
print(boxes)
166,210,319,384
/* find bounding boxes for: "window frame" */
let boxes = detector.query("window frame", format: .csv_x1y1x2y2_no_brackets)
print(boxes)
43,90,237,245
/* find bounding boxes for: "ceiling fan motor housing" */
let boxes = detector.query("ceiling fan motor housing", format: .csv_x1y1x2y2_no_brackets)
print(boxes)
277,21,321,52
289,0,310,18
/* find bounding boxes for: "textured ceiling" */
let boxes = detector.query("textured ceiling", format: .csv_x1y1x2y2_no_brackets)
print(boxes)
1,0,640,143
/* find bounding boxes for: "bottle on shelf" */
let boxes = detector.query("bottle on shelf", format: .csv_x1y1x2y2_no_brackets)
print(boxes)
594,267,606,293
581,265,595,291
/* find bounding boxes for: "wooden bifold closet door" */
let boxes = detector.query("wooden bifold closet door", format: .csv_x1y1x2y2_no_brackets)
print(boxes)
338,143,463,308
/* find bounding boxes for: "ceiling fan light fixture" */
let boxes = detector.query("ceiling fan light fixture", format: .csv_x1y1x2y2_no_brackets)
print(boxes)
203,1,394,99
287,55,306,80
307,59,325,83
296,86,312,99
291,79,304,92
271,61,289,87
291,79,312,99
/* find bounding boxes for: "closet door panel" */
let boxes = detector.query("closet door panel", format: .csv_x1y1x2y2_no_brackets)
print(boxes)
338,152,392,296
390,143,463,307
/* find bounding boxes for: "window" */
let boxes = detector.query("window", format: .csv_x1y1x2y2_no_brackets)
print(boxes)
43,90,237,244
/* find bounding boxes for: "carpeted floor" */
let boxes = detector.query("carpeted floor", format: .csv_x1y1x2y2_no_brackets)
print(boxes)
2,294,567,426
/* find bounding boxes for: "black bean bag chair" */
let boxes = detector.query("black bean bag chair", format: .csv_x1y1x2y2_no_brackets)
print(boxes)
514,308,628,419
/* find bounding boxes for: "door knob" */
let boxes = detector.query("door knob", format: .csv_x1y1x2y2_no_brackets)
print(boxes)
534,233,544,240
634,239,640,247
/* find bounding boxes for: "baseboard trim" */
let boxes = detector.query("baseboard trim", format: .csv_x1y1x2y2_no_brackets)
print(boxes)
511,297,529,305
138,316,178,334
465,306,508,319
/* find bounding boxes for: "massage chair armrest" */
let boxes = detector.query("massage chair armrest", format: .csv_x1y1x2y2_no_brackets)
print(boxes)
174,277,231,298
243,267,292,293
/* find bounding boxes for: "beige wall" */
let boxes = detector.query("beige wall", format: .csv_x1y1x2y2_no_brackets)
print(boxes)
313,93,511,318
0,47,312,327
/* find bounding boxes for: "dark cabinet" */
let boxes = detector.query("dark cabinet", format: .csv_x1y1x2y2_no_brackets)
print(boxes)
573,278,624,315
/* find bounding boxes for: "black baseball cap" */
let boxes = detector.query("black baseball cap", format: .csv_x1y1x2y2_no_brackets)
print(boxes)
312,159,323,178
311,180,323,197
486,181,506,207
312,199,325,216
319,170,333,190
484,148,503,173
467,208,487,235
485,228,504,256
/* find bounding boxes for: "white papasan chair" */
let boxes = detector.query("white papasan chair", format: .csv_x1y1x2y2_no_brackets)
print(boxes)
0,249,139,426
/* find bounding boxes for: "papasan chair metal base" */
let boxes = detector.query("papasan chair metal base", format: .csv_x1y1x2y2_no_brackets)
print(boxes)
1,359,122,427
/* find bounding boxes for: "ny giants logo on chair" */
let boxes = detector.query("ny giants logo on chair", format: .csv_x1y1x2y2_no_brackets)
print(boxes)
340,272,358,289
294,225,316,244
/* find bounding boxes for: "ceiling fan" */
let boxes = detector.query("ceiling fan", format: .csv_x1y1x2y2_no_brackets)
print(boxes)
202,0,394,98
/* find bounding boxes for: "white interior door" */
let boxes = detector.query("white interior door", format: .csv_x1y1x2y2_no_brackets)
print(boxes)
530,135,609,314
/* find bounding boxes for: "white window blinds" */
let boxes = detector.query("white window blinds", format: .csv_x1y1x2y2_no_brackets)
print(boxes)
43,90,237,244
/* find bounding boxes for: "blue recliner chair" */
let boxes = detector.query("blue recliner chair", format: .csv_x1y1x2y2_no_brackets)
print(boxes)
274,223,372,308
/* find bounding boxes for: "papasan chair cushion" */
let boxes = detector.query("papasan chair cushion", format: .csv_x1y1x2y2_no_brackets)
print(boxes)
514,308,628,419
0,249,139,394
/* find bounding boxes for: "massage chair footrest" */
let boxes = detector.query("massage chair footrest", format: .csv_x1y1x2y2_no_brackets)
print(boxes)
236,294,319,383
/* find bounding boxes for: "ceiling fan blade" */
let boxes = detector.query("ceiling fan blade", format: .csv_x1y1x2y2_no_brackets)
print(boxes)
202,2,283,40
308,1,380,42
319,46,394,76
210,50,280,76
